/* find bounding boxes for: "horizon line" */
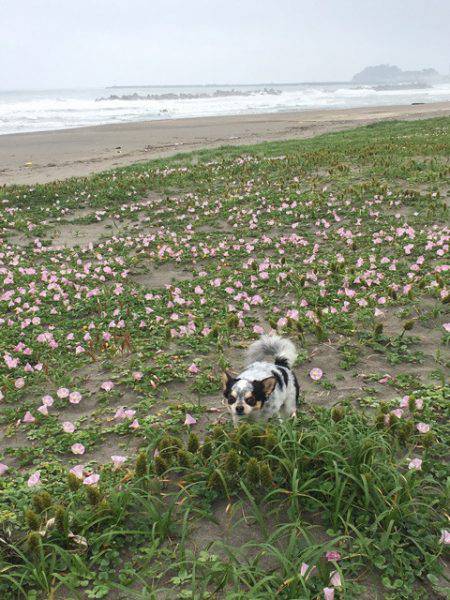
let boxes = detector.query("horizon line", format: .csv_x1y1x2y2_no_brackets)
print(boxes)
0,80,352,93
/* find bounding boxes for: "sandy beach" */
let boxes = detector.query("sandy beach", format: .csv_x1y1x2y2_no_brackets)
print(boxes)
1,101,450,186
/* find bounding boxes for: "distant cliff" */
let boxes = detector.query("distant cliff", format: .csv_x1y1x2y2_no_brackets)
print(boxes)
352,64,441,84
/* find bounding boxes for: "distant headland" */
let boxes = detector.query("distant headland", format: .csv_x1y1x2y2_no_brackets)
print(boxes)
352,64,448,86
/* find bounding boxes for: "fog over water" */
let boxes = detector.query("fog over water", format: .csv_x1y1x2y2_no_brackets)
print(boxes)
1,0,449,134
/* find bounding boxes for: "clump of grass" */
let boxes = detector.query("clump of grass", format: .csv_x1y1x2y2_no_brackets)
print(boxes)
245,458,260,486
135,452,148,478
159,434,182,459
54,504,67,532
26,532,42,559
154,455,168,475
223,449,240,472
25,509,40,531
85,485,102,506
207,469,228,494
201,437,213,459
176,449,193,468
32,491,53,513
259,461,273,487
67,473,81,492
187,432,200,454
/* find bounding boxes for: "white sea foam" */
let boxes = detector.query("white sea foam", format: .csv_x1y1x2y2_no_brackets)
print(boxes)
1,83,449,135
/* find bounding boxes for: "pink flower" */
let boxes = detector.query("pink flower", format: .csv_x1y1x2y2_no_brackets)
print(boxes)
70,464,84,479
42,395,54,406
184,413,197,426
443,323,450,333
325,551,341,561
416,422,430,434
408,458,422,470
277,317,287,328
0,463,9,476
415,398,423,410
309,367,323,381
390,409,403,419
114,407,126,420
114,407,136,420
100,381,114,391
399,395,410,408
83,473,100,486
5,355,19,369
27,471,41,487
300,562,313,578
71,443,85,455
15,377,25,389
132,371,143,381
323,588,334,600
188,363,199,375
62,421,75,433
37,405,48,416
23,411,35,423
57,387,70,399
440,529,450,545
129,419,140,429
69,391,82,404
111,455,127,470
330,571,342,587
253,325,265,334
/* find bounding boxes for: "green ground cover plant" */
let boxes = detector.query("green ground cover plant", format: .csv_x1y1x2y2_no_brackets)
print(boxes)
0,117,449,598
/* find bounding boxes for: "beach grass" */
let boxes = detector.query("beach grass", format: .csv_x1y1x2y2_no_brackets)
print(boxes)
0,117,449,599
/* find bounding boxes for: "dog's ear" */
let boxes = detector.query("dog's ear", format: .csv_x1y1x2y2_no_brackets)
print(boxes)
221,370,236,391
261,376,277,397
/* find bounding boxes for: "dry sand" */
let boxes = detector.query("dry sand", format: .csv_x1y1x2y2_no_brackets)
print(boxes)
1,101,450,186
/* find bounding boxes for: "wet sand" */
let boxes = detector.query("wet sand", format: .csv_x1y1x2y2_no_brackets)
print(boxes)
1,101,450,185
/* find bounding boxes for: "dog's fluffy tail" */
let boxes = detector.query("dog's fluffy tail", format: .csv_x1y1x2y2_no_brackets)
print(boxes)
247,334,297,368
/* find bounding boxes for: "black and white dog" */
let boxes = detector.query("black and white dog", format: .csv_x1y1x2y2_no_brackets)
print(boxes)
222,335,299,425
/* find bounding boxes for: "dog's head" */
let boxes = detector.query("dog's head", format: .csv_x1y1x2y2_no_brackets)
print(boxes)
221,371,277,419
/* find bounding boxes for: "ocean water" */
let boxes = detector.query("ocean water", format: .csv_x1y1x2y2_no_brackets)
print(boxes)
1,82,450,136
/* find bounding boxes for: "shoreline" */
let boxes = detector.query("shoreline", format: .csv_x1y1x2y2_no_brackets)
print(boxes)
1,101,450,186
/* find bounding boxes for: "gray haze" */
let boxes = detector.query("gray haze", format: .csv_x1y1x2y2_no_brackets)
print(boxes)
1,0,449,89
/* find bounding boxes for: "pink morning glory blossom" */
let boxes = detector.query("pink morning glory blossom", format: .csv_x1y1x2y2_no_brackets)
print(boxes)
27,471,41,487
100,381,114,391
309,368,323,381
416,422,430,434
408,458,422,470
184,413,197,426
83,473,100,485
71,443,85,455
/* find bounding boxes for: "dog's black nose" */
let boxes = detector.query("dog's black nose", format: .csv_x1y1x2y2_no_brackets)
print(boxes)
236,405,244,415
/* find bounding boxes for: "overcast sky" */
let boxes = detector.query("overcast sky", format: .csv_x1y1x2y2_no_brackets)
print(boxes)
1,0,449,89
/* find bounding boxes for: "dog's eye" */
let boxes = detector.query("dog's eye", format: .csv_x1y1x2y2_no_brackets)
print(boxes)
245,395,256,406
227,395,236,405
